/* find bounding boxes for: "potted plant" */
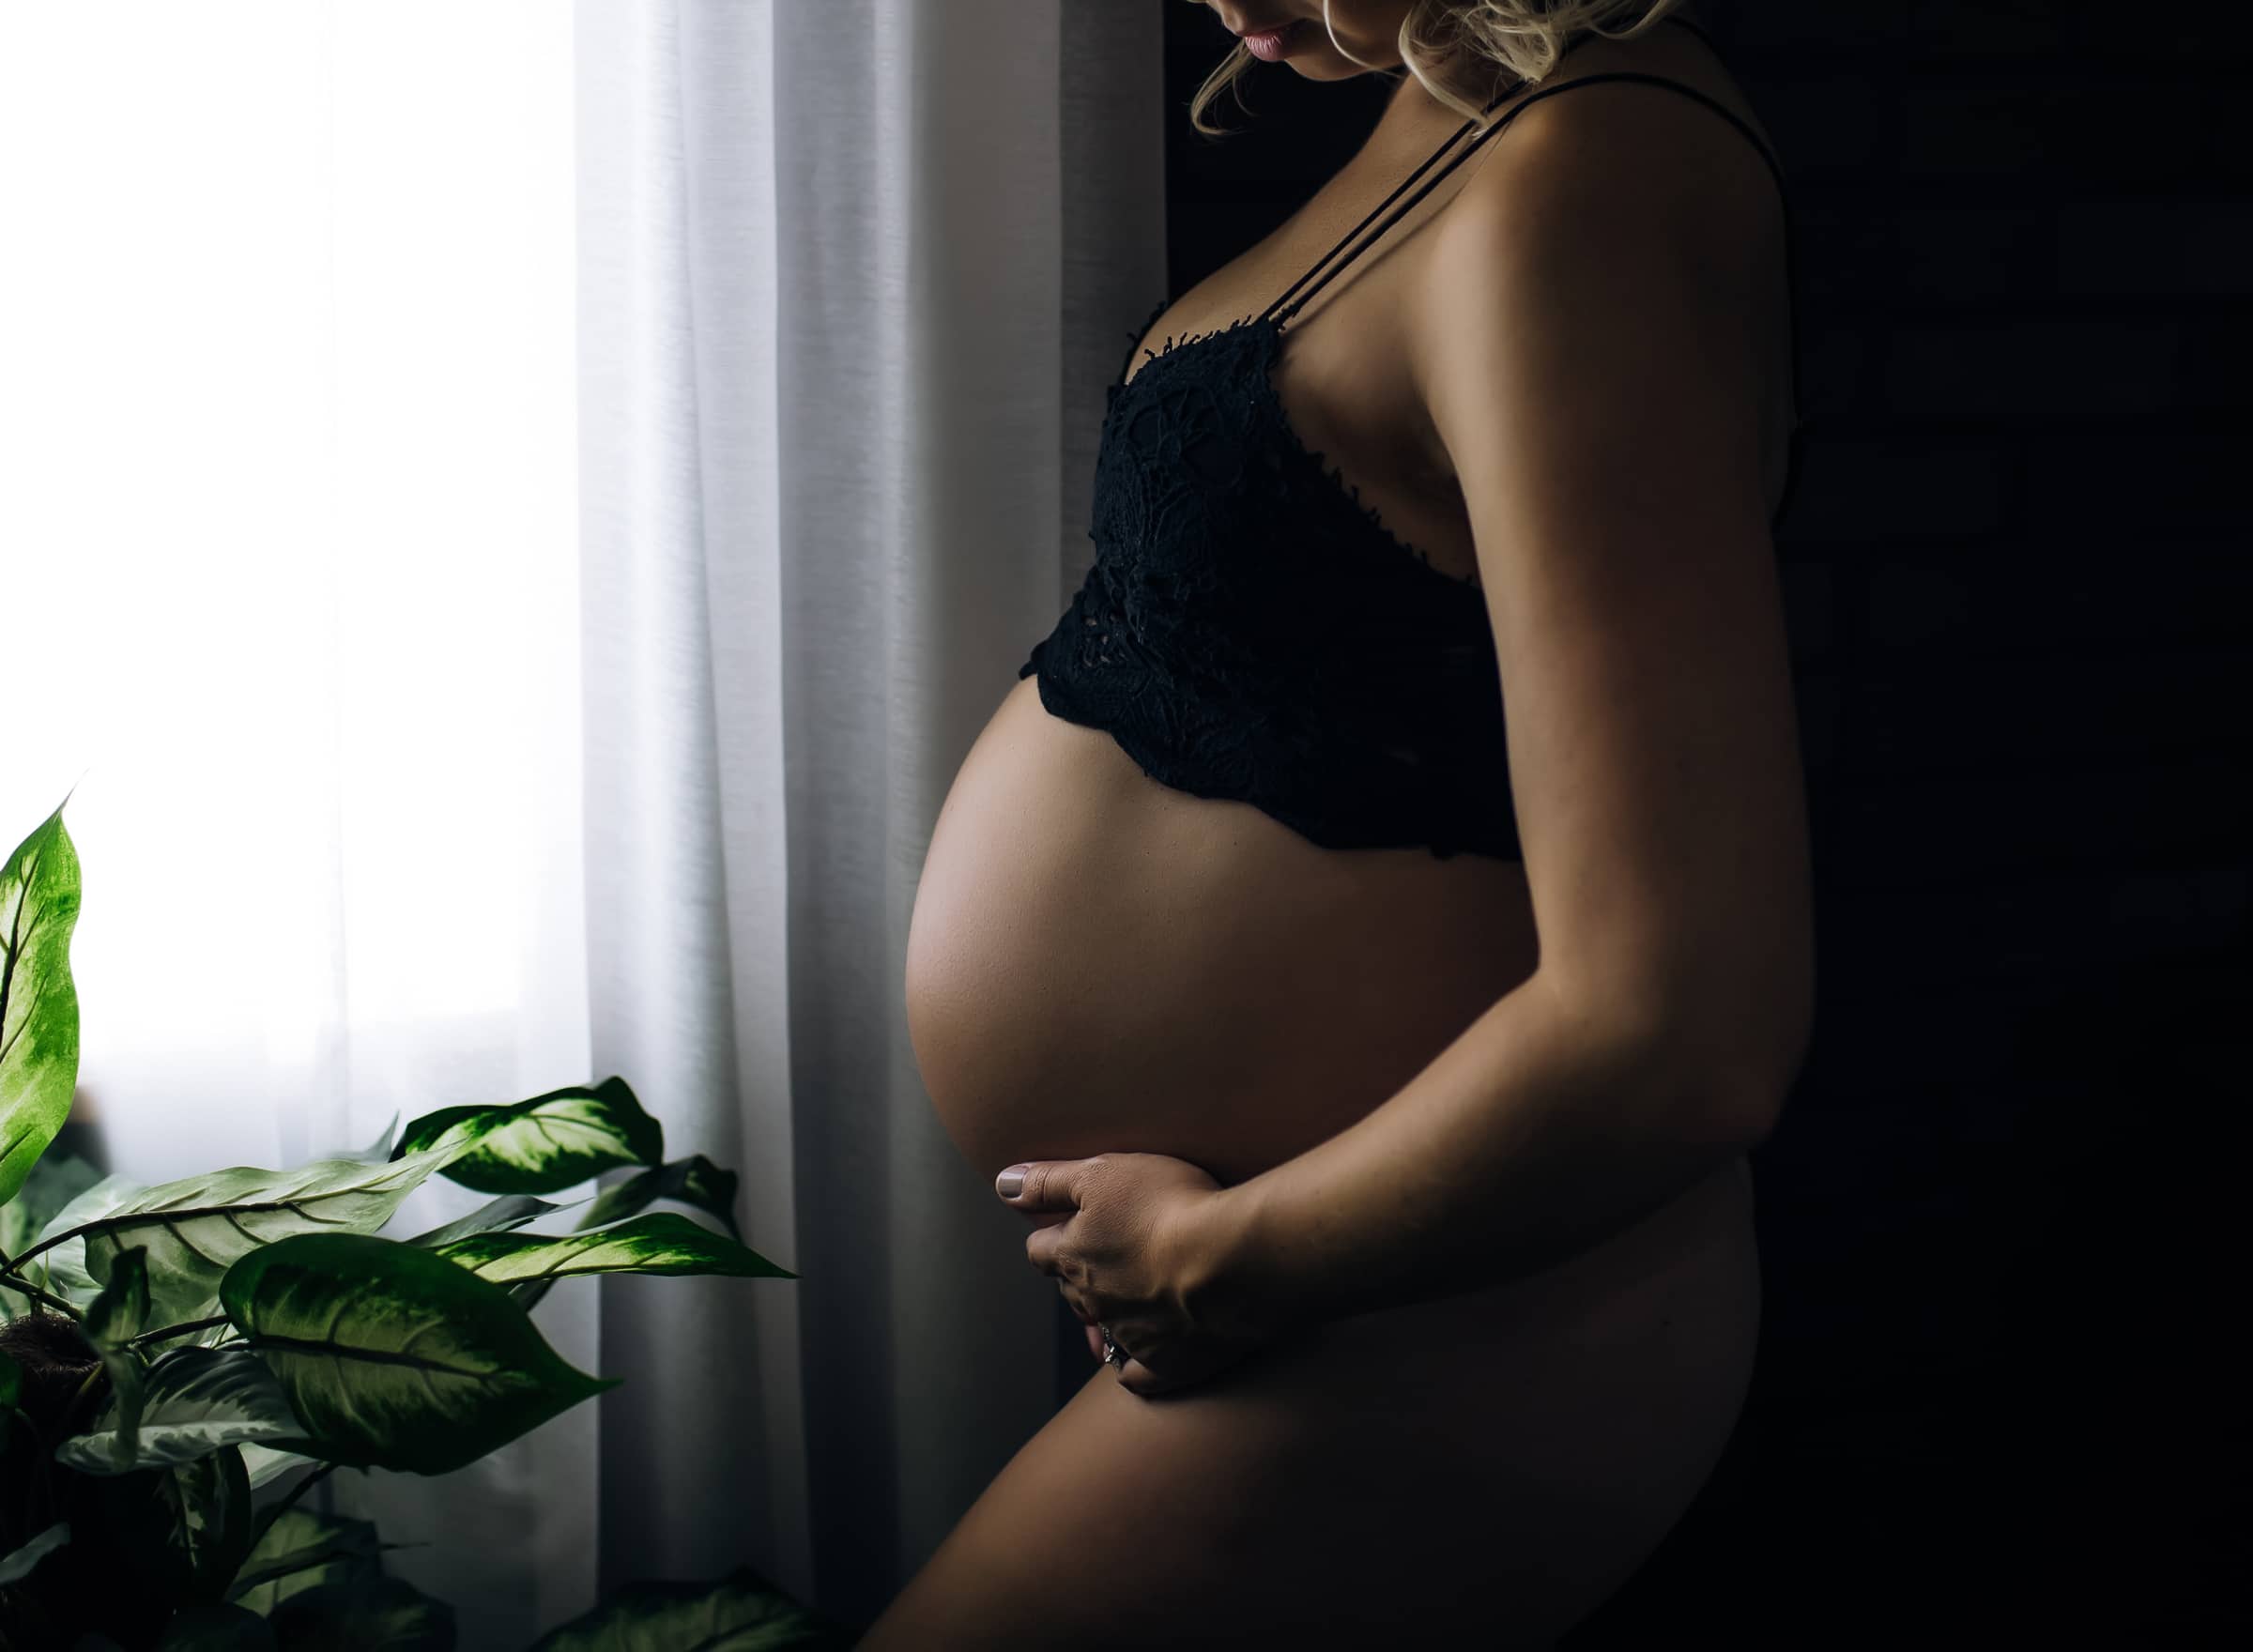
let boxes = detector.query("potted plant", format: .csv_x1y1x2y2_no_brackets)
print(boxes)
0,792,851,1648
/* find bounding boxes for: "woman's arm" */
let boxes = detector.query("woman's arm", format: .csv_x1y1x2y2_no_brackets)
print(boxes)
1198,971,1780,1332
1197,81,1815,1334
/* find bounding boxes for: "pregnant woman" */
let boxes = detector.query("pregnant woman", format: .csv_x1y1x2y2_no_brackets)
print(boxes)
885,1,1812,1644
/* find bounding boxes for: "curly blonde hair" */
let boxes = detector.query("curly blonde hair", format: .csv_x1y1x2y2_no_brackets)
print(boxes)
1188,0,1697,139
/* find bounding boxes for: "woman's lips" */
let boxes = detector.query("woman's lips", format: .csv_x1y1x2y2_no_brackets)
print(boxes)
1242,19,1306,62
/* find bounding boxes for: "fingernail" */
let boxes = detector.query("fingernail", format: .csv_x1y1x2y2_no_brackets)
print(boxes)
995,1165,1027,1198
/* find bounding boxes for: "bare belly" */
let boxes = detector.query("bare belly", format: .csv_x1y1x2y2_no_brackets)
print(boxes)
906,669,1755,1308
906,674,1545,1188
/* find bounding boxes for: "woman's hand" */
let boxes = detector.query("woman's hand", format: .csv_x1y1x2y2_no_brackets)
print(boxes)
997,1153,1275,1398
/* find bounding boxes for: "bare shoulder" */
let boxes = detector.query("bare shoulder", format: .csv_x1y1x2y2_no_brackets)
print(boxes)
1415,34,1786,324
1405,38,1791,483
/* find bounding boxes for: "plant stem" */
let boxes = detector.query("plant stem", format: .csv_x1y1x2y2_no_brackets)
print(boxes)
3,1226,87,1276
128,1313,233,1349
0,1274,81,1319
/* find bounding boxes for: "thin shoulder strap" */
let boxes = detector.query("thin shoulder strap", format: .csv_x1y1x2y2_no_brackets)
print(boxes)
1262,28,1791,329
1255,90,1513,327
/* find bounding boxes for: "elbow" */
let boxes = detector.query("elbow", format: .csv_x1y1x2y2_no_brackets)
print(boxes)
1672,990,1810,1149
1708,1067,1793,1150
1537,953,1811,1146
1602,973,1811,1150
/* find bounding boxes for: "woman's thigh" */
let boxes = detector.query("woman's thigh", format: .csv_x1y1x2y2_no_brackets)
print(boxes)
857,1163,1763,1650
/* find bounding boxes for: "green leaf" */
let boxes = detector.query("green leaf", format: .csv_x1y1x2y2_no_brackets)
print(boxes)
236,1441,320,1491
103,1340,153,1466
224,1507,387,1614
220,1232,618,1476
402,1193,566,1251
348,1112,401,1163
27,1146,462,1329
575,1154,743,1241
526,1562,844,1651
451,1210,790,1316
98,1444,254,1602
76,1245,160,1463
505,1274,560,1314
22,1168,144,1298
391,1076,663,1195
264,1571,454,1650
433,1211,794,1288
87,1244,154,1347
0,1148,102,1311
0,796,84,1209
0,1518,69,1583
157,1600,278,1649
57,1345,307,1476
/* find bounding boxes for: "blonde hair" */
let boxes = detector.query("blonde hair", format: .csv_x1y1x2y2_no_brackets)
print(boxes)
1187,0,1697,139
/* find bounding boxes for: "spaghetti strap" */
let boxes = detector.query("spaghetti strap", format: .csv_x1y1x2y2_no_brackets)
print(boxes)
1257,92,1513,327
1260,13,1726,324
1264,63,1789,327
1526,72,1790,210
1253,22,1805,500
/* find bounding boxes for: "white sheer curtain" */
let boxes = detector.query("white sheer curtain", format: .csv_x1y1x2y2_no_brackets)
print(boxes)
573,0,1166,1630
3,0,1161,1641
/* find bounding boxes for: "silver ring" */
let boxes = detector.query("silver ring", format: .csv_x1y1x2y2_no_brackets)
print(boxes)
1098,1323,1126,1368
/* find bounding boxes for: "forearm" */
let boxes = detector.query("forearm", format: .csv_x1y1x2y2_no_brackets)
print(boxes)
1204,971,1779,1330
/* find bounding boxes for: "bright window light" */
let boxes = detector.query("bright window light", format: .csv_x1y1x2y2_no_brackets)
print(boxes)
0,1,579,1176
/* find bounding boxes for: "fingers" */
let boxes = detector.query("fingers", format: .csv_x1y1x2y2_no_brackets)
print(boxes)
995,1158,1093,1213
1085,1322,1104,1361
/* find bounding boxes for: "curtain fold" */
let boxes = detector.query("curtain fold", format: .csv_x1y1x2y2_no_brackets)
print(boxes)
574,0,1164,1632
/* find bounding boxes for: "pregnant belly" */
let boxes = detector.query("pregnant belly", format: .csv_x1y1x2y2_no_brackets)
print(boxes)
904,675,1542,1189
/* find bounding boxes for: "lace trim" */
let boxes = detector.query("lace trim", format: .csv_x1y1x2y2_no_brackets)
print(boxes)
1118,307,1487,596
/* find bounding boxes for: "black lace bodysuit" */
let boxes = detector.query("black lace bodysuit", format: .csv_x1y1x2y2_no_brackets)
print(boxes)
1019,20,1801,863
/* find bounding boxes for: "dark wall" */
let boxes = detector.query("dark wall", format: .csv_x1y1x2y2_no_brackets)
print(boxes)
1134,3,2249,1643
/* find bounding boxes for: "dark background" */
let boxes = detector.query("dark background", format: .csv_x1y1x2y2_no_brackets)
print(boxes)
1065,2,2249,1643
